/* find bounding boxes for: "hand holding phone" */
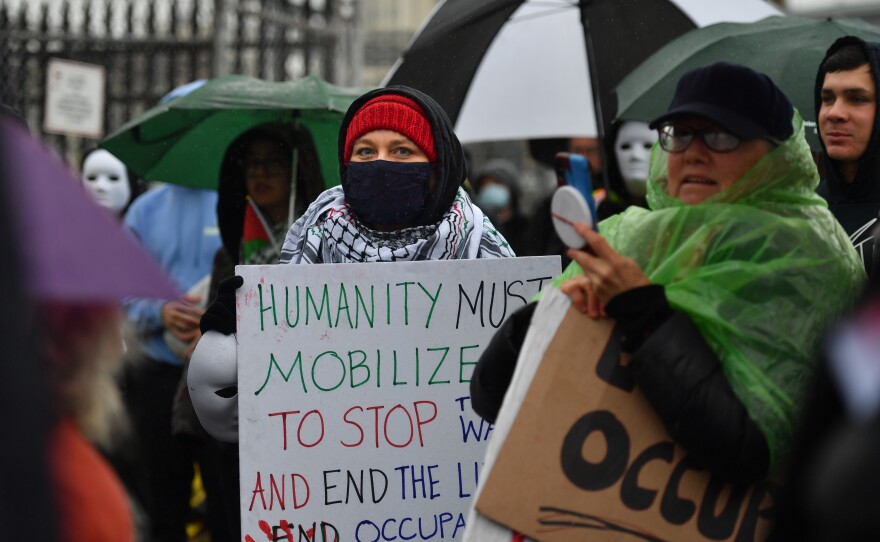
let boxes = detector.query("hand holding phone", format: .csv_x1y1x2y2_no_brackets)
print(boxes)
552,152,598,249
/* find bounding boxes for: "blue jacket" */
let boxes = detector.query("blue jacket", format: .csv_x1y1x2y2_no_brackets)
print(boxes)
123,184,221,365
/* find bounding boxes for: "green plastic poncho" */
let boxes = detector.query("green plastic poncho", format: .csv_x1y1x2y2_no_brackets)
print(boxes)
552,111,865,466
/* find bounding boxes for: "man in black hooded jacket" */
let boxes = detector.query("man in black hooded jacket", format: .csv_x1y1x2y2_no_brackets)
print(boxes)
816,36,880,281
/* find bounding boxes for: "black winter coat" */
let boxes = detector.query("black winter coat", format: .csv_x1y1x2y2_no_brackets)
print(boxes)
814,37,880,280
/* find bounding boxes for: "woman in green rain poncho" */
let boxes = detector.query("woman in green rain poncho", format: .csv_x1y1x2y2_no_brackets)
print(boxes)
470,62,865,483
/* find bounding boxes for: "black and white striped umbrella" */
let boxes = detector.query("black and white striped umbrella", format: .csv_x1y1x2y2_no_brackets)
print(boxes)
384,0,781,144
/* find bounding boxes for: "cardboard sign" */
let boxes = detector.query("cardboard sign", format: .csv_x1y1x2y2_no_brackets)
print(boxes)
236,257,560,541
474,289,778,542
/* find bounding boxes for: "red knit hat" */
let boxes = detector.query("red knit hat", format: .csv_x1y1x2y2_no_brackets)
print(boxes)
343,94,436,165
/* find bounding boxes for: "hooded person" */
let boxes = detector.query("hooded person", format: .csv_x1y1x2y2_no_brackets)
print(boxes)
470,62,864,484
814,36,880,280
278,86,514,263
212,125,324,284
164,125,325,541
473,158,534,256
189,86,514,442
766,38,880,539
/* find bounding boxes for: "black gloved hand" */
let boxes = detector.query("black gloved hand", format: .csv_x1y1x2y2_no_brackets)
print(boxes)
200,275,244,335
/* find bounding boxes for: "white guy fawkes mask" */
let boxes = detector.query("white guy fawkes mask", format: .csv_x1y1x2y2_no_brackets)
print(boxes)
82,149,132,215
188,331,239,442
614,122,657,198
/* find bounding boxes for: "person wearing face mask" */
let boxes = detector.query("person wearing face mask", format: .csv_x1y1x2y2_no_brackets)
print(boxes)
612,121,657,206
80,148,146,218
189,86,514,444
168,126,324,542
473,158,534,256
277,87,514,263
470,62,864,484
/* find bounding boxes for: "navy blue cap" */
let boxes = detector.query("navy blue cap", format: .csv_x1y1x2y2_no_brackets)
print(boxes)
649,62,793,142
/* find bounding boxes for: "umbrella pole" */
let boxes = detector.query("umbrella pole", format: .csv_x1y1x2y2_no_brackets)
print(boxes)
287,116,301,230
580,1,610,186
287,147,299,230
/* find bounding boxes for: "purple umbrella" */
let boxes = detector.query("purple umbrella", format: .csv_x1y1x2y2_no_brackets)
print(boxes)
2,116,179,301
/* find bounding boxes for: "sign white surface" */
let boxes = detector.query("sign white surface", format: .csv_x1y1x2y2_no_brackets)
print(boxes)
43,58,105,138
236,257,560,542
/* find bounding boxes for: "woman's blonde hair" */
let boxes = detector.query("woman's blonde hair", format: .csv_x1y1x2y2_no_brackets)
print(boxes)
41,302,127,449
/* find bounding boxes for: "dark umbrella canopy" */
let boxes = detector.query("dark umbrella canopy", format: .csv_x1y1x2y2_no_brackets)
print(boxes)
385,0,524,131
616,16,880,150
577,0,694,138
385,0,779,143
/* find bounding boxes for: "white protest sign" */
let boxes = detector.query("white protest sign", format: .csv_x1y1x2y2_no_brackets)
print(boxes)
237,257,561,542
43,58,105,138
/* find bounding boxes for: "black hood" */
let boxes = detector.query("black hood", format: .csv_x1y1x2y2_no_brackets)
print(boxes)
814,36,880,202
473,158,521,212
216,125,324,261
337,86,467,227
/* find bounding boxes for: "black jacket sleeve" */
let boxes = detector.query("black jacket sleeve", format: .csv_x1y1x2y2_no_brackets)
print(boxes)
871,218,880,284
607,285,770,482
470,302,537,424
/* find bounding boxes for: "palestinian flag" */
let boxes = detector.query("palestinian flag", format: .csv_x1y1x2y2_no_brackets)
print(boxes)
242,199,274,263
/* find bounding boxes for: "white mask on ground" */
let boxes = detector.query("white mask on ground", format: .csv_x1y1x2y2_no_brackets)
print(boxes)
81,149,132,215
614,122,656,198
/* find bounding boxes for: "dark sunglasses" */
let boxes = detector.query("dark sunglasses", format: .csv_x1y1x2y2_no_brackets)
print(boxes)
657,123,742,153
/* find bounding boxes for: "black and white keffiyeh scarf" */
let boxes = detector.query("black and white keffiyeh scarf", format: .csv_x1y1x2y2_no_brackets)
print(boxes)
278,186,515,264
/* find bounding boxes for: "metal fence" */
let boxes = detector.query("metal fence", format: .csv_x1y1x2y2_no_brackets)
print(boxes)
0,0,354,167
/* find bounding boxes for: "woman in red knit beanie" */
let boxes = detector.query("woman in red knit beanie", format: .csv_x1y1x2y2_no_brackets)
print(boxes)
276,85,515,263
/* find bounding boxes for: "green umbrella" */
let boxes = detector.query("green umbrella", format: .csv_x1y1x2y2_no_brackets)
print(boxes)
101,75,369,189
615,15,880,149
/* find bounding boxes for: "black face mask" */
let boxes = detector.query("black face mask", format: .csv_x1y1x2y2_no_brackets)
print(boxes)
345,160,433,228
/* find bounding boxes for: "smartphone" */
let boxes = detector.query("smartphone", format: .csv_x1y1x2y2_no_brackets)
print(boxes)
554,152,597,215
551,152,598,248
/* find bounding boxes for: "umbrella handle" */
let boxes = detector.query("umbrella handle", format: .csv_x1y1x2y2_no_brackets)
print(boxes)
287,147,298,232
286,116,302,230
